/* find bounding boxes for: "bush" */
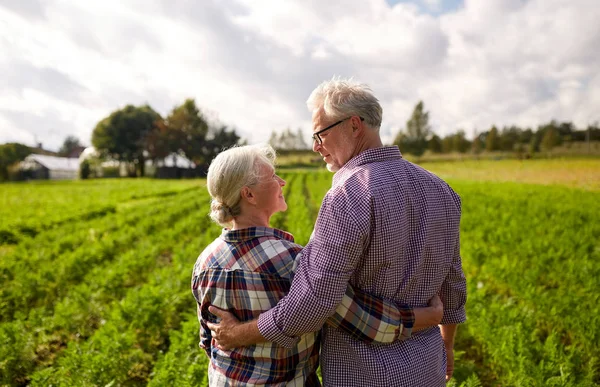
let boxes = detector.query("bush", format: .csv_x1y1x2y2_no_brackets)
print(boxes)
79,159,91,179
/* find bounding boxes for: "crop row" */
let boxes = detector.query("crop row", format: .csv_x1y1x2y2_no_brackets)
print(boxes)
28,197,219,385
0,188,205,322
451,181,600,385
0,179,202,244
0,190,212,385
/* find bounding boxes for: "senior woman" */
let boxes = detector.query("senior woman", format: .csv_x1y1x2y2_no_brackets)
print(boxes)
191,144,442,386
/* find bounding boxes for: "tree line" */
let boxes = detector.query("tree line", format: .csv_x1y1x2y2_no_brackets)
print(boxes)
0,99,244,181
90,99,242,177
2,98,599,181
394,101,600,157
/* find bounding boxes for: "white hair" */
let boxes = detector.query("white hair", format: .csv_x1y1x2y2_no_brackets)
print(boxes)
206,144,276,227
306,77,383,130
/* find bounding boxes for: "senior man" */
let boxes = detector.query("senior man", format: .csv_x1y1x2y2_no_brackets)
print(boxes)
208,78,467,386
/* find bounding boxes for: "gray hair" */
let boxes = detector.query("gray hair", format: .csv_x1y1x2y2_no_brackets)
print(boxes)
206,144,276,227
306,77,383,131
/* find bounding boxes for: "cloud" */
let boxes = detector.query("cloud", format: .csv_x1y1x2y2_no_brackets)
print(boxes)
0,0,46,20
0,0,599,151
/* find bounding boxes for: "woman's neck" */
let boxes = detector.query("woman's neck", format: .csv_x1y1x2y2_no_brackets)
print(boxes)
231,212,270,230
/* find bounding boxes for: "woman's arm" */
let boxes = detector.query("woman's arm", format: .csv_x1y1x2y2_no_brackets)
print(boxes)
327,285,443,344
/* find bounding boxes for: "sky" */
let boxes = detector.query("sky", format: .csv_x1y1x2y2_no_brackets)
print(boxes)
1,0,599,151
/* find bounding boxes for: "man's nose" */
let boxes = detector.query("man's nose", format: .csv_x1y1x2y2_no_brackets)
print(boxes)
312,139,321,152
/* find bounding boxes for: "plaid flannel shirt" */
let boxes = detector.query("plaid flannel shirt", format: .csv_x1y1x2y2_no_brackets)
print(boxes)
191,227,414,386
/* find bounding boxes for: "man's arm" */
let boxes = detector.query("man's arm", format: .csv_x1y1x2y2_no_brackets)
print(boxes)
208,192,369,349
439,232,467,325
207,292,444,349
441,324,458,381
257,192,373,347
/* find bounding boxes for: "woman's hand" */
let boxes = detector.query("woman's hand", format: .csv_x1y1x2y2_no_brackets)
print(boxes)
429,294,444,323
412,294,444,331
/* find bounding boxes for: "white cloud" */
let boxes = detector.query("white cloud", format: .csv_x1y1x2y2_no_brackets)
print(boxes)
0,0,599,151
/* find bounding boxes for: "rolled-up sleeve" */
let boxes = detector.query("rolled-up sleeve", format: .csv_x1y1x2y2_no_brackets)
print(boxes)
440,202,467,325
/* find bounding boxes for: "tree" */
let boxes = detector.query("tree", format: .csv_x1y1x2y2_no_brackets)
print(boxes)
79,159,91,179
541,127,560,152
393,101,431,157
453,130,471,153
58,136,83,157
441,135,454,153
268,128,309,151
204,125,242,161
485,126,501,151
428,134,442,153
0,143,31,181
163,99,209,164
499,126,521,151
92,104,162,177
471,131,483,155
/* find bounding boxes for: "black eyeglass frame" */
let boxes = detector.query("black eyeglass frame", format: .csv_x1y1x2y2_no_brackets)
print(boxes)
311,116,364,144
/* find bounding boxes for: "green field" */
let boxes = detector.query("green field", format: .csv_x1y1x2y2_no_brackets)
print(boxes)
0,160,599,386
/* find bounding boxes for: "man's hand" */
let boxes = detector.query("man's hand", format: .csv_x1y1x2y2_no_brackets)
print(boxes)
445,345,454,382
205,306,265,350
205,306,243,350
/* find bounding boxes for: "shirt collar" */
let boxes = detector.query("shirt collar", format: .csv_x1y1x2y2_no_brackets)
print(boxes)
220,226,295,243
333,146,403,186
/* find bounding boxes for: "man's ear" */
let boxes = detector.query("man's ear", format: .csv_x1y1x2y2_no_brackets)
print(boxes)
351,116,364,137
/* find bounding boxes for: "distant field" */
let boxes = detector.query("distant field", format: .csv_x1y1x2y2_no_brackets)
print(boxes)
420,158,600,191
1,160,598,386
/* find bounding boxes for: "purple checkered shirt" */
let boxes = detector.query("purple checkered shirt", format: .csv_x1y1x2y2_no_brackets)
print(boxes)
192,226,415,386
258,146,467,387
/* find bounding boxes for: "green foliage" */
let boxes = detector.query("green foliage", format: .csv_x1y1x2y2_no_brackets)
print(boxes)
79,159,91,179
0,142,31,181
471,135,482,155
542,127,561,151
394,101,431,157
485,126,501,151
162,98,209,164
92,104,162,176
428,134,443,153
1,167,598,386
58,135,82,157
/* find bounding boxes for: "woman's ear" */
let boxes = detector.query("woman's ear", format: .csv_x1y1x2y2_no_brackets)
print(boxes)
241,186,256,204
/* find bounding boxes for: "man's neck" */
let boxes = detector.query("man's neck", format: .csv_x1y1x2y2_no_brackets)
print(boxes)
351,135,384,160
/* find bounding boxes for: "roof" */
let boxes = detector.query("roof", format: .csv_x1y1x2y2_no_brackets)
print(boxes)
25,154,80,171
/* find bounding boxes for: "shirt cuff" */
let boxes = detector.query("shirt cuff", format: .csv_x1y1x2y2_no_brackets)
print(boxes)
440,308,467,325
398,305,415,340
257,309,300,349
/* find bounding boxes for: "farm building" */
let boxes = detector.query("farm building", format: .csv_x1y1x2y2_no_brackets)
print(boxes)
146,153,199,178
19,154,80,180
79,147,199,178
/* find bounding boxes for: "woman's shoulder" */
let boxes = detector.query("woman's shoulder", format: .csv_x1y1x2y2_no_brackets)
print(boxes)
194,233,302,279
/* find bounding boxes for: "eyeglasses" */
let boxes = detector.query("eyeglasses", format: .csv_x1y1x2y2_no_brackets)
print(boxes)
311,116,364,145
